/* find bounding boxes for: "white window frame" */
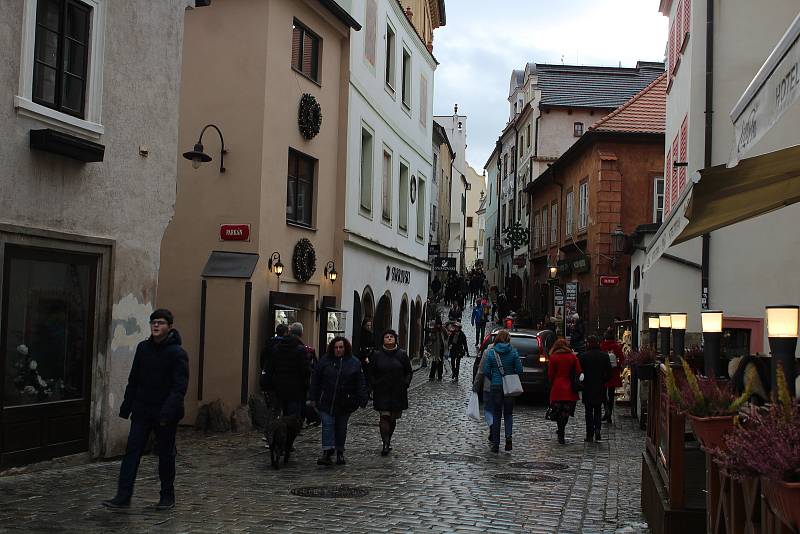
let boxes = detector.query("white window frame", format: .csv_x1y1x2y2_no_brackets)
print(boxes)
578,181,589,230
384,22,396,94
401,45,412,111
541,207,547,251
15,0,107,138
565,190,574,237
398,160,409,234
551,203,558,244
359,124,374,215
415,174,426,242
381,146,393,224
653,175,665,224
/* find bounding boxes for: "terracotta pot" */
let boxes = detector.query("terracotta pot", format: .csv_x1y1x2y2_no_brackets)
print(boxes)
761,477,800,529
686,414,736,452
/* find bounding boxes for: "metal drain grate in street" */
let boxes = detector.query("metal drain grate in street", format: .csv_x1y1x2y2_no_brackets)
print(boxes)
493,473,560,483
426,453,482,463
508,461,569,471
350,422,377,427
290,485,369,498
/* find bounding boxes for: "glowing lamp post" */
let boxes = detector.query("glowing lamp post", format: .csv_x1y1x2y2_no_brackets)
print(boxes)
648,315,659,350
766,305,798,397
701,310,723,377
659,314,672,360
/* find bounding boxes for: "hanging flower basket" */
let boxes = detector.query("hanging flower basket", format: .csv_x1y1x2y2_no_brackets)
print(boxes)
686,413,736,452
761,478,800,530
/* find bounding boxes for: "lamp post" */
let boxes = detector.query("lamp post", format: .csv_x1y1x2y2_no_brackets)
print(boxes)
701,310,723,377
659,314,672,360
648,315,659,349
182,124,227,173
671,313,687,359
324,261,338,283
766,305,798,397
267,252,284,290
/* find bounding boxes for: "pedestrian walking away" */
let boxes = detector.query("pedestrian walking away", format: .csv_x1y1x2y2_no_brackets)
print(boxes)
578,335,612,442
600,329,625,423
447,321,469,381
472,346,495,442
369,329,413,456
481,330,522,453
426,317,447,381
309,337,368,466
259,323,288,448
102,308,189,511
570,313,586,355
264,322,312,418
547,338,582,445
471,302,487,347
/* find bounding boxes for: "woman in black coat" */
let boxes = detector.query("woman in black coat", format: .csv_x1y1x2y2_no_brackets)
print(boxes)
370,329,412,456
309,337,368,466
578,335,612,442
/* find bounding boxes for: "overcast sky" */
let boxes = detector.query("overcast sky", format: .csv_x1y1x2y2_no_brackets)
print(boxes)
432,0,668,171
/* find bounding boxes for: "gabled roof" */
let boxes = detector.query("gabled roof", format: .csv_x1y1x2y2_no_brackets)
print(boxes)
536,61,664,109
317,0,361,30
589,73,667,134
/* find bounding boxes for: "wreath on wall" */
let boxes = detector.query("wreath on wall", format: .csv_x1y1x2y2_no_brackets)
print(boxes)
503,221,530,252
298,93,322,140
292,238,317,282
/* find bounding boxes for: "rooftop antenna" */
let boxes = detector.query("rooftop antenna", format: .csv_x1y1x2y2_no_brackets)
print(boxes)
560,55,564,65
454,103,458,115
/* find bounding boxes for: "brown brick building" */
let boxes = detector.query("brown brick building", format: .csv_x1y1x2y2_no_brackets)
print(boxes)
525,74,666,334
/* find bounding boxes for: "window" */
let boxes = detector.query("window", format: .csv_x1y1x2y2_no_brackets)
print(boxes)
653,176,665,224
419,74,428,127
364,0,377,67
565,190,574,237
292,20,320,82
503,154,508,177
551,203,558,243
526,124,531,147
541,207,548,250
32,0,92,118
286,149,315,227
401,47,411,109
578,181,589,230
381,148,392,222
360,127,374,213
384,24,396,91
466,216,473,228
573,122,584,137
501,204,506,229
430,204,436,233
432,153,437,184
416,176,425,240
399,161,409,232
533,212,540,249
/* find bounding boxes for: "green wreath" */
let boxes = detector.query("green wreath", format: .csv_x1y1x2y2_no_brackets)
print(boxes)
298,93,322,140
503,221,530,251
292,238,317,282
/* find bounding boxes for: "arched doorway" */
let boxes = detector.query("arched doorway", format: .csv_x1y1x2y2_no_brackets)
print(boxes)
352,291,362,354
374,291,392,346
409,299,419,359
361,286,375,322
399,296,409,350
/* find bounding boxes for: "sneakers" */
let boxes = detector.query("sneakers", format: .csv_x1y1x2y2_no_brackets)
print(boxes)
380,442,391,456
595,431,602,442
155,496,175,511
505,438,512,451
101,495,130,509
317,450,334,466
336,452,346,465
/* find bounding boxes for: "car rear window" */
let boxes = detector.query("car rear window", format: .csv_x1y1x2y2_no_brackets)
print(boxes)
484,334,539,356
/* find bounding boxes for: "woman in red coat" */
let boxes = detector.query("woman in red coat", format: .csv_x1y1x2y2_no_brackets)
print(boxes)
547,338,582,444
600,330,624,423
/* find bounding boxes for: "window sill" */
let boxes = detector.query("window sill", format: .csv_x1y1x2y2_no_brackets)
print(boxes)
286,220,317,232
385,84,396,99
381,217,393,229
359,208,373,221
15,96,104,139
291,67,321,88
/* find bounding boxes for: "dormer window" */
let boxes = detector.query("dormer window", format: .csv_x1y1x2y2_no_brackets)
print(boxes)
573,122,584,137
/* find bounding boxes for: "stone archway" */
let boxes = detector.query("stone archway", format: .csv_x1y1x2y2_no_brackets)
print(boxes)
362,286,375,321
374,291,392,345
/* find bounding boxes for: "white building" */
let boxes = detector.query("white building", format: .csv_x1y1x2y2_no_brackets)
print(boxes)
464,165,486,270
483,147,501,288
341,0,444,358
434,109,468,273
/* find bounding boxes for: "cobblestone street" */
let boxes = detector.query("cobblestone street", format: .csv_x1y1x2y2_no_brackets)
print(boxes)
0,319,650,533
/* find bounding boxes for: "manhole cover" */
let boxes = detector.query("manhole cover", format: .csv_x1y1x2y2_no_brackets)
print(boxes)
351,422,377,427
493,473,560,483
290,485,369,498
509,461,570,471
426,453,482,463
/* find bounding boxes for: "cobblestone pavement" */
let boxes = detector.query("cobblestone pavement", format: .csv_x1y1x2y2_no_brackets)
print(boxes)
0,317,650,533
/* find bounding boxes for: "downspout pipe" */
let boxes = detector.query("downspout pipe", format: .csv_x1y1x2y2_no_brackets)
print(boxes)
701,0,714,309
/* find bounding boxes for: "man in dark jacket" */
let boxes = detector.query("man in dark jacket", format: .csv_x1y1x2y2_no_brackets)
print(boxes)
570,313,587,354
447,322,469,381
265,322,311,417
578,335,612,442
103,309,189,511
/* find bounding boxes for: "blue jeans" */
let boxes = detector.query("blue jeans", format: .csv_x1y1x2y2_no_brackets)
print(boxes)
320,411,350,451
489,387,514,446
117,418,177,499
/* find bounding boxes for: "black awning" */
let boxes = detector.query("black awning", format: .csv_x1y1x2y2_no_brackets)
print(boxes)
201,251,259,279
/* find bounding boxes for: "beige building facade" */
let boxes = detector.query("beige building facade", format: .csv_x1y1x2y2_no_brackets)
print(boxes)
464,165,486,270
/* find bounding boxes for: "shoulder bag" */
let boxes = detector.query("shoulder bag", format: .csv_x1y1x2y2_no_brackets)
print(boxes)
494,352,524,397
570,356,583,394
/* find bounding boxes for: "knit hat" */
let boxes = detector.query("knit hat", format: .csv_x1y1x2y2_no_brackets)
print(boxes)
382,329,398,340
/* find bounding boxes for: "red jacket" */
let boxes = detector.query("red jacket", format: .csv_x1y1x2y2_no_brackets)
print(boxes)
548,350,582,403
600,339,624,388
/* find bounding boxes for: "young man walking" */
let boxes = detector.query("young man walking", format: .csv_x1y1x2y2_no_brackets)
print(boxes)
103,309,189,510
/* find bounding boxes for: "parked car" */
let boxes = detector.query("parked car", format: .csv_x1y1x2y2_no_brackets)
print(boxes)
475,328,557,395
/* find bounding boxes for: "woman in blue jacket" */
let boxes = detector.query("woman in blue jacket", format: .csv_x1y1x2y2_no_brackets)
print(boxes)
482,329,523,453
309,337,368,466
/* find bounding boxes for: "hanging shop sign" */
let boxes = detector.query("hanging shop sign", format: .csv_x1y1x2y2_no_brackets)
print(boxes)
572,256,591,274
433,256,457,272
557,260,571,276
428,243,440,256
219,224,250,241
554,286,565,306
565,282,579,336
599,275,621,287
386,266,410,284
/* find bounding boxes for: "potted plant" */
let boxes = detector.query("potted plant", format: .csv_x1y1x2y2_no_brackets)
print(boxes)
627,347,658,380
714,368,800,530
665,358,750,451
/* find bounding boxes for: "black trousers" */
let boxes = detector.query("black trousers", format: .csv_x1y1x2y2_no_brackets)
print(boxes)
603,387,616,418
450,356,462,379
584,403,602,436
117,418,177,499
475,322,486,346
429,360,443,380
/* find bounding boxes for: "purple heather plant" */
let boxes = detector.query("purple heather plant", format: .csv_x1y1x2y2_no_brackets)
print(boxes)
665,357,750,417
627,347,657,367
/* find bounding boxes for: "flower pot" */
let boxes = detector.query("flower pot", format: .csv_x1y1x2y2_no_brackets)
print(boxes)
636,363,656,380
761,477,800,530
686,414,736,452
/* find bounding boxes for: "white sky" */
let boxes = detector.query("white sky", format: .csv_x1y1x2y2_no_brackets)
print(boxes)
431,0,668,170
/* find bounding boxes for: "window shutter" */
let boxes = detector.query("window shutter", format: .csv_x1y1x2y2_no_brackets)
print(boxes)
671,135,680,206
675,0,683,54
683,0,691,37
679,116,688,191
302,33,314,77
664,149,672,215
668,23,674,74
292,26,302,71
364,0,377,66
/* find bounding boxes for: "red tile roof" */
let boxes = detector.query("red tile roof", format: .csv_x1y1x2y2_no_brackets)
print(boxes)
589,73,667,134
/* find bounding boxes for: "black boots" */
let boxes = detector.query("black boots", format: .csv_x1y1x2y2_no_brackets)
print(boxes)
336,451,346,465
155,495,175,511
584,434,593,442
317,449,333,466
102,495,131,509
595,431,602,442
379,416,394,456
505,437,512,451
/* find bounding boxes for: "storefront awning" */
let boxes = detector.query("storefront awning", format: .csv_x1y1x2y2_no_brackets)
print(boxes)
674,144,800,244
202,251,259,278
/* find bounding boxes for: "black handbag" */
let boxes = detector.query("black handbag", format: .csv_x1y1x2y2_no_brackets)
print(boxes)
570,362,583,394
545,406,556,421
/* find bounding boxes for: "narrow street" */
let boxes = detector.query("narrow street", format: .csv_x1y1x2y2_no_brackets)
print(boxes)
0,319,649,534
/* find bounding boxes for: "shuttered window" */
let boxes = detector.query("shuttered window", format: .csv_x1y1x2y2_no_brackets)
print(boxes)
664,149,672,215
671,134,680,206
291,20,320,83
679,116,688,191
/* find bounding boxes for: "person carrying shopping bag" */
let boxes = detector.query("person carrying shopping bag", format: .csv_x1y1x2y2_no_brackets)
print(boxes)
547,338,582,444
481,330,523,453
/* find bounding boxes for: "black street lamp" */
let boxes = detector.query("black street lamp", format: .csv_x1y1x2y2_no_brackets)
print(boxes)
659,314,672,361
324,261,338,283
268,251,284,277
648,315,659,349
183,124,227,173
671,313,687,358
766,305,798,398
701,310,723,377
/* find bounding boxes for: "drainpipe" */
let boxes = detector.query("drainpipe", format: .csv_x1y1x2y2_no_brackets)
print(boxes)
701,0,714,309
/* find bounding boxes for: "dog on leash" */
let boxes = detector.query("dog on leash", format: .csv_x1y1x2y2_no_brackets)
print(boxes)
270,415,302,469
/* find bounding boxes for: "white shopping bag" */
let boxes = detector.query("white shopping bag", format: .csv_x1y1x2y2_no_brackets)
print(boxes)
466,391,481,422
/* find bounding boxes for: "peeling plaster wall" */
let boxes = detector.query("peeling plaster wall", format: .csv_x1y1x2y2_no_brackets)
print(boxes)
0,1,191,458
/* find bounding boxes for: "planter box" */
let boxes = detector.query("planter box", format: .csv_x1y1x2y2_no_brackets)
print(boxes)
762,477,800,530
637,363,657,380
686,414,736,452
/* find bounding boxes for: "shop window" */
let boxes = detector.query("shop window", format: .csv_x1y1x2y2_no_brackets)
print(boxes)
286,149,316,227
292,20,321,83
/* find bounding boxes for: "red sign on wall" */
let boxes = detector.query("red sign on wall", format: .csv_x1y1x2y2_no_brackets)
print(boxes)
599,275,620,287
219,224,250,241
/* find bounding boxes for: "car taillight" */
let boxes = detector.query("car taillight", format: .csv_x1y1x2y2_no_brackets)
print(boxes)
537,337,545,360
538,355,547,363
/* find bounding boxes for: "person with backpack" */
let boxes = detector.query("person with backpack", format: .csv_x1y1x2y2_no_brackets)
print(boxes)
481,330,523,452
471,302,487,347
265,322,311,418
547,338,582,444
579,335,612,442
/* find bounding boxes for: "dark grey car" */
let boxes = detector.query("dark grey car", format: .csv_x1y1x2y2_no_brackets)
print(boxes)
475,328,557,395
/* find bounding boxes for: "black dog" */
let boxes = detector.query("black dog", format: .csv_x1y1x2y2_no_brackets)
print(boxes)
270,415,302,469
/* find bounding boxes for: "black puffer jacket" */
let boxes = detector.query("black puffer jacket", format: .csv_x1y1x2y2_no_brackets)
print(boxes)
265,336,311,401
370,347,412,412
309,354,368,415
578,349,612,405
448,330,469,359
120,329,189,423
